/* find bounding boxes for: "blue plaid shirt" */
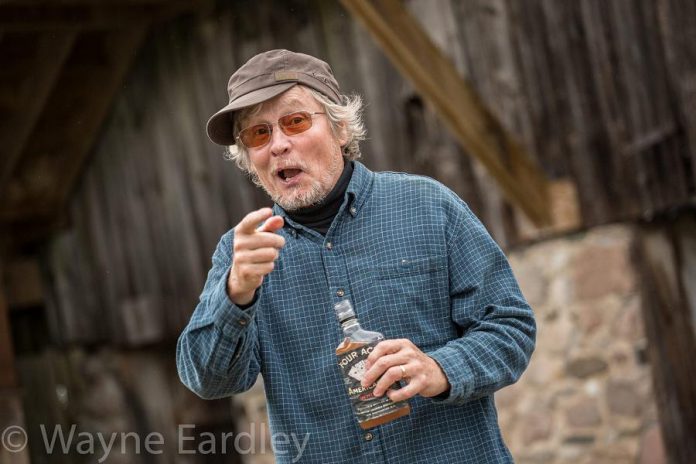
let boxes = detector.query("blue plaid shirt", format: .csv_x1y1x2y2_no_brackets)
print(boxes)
177,161,535,463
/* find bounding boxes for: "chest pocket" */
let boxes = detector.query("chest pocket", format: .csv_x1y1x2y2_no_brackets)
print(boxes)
375,256,445,279
363,255,453,349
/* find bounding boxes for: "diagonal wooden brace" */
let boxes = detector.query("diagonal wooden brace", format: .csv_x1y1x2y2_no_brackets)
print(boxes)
341,0,553,226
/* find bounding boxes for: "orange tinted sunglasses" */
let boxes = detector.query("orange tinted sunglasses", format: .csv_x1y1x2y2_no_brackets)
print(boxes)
237,111,326,148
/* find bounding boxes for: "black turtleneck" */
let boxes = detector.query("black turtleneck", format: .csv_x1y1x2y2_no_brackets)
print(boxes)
286,161,354,235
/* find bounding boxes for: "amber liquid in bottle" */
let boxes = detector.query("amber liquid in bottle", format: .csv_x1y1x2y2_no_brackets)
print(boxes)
335,300,411,429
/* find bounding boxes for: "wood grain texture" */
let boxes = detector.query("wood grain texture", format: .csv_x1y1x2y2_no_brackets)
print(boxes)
39,0,695,345
636,221,696,464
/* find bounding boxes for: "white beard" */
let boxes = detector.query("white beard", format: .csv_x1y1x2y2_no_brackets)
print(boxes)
256,150,345,212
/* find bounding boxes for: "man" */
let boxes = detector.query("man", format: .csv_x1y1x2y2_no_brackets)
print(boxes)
177,49,535,463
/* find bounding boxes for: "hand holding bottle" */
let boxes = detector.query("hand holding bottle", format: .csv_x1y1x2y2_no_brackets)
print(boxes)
361,339,450,402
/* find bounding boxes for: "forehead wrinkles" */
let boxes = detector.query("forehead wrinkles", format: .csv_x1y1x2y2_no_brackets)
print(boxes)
244,88,321,126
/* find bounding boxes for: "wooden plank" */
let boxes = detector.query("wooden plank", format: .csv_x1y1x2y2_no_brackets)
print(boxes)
0,393,29,464
676,214,696,332
659,0,696,182
340,0,551,226
636,223,696,464
346,15,404,173
106,99,166,345
541,1,614,226
0,31,77,189
607,0,687,213
186,14,252,236
73,162,119,343
576,0,639,219
656,0,696,194
3,258,44,309
0,264,18,388
440,0,521,245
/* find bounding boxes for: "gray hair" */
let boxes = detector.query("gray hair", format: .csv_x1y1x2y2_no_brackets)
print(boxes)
224,86,366,173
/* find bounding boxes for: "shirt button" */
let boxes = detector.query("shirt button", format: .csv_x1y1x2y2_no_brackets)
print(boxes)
350,206,357,215
364,432,374,441
238,319,247,326
336,289,345,297
325,242,333,250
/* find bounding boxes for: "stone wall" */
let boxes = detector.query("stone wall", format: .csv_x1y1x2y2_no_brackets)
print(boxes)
233,224,666,464
501,224,664,464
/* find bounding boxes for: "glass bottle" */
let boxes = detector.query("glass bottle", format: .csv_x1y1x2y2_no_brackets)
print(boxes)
334,300,411,429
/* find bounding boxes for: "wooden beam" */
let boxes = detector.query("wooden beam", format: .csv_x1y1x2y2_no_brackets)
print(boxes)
516,178,582,241
0,25,148,223
340,0,551,226
636,222,696,463
0,1,205,31
0,31,77,189
0,258,28,460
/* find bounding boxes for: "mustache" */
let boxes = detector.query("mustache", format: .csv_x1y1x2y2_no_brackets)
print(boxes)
274,161,308,171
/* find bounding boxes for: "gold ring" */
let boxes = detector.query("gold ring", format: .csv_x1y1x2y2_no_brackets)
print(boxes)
400,365,407,378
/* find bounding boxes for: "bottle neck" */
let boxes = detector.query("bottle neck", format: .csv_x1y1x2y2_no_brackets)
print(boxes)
340,317,360,333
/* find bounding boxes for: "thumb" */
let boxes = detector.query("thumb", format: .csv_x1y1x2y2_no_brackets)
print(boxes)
258,215,284,233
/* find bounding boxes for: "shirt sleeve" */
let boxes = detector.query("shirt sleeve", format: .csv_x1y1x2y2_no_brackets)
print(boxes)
176,229,262,399
427,195,536,405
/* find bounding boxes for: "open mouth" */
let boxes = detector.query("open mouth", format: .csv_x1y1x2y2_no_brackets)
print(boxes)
277,168,303,181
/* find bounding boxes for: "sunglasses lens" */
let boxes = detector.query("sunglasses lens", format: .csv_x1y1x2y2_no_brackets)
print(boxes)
238,112,317,148
279,112,313,135
239,124,271,148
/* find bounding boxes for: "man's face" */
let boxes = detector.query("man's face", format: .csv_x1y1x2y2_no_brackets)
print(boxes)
242,86,347,211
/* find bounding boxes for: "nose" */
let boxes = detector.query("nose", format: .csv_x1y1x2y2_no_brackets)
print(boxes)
269,126,291,156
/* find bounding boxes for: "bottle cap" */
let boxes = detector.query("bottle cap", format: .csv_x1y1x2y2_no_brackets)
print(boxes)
334,300,356,323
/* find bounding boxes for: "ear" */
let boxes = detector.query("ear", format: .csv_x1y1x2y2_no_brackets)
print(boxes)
336,121,349,148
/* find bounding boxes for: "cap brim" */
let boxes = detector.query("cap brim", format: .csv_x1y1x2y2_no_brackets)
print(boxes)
206,82,296,146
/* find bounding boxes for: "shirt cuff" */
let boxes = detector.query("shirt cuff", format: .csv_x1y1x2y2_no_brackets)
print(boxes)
427,345,474,405
209,267,260,338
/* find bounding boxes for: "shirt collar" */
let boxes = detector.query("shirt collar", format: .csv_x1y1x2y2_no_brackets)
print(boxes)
272,160,374,231
344,160,373,217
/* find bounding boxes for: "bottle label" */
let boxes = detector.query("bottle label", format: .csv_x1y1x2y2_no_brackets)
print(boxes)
337,341,408,426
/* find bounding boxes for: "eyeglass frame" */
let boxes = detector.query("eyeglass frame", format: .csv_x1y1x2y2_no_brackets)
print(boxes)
235,111,327,149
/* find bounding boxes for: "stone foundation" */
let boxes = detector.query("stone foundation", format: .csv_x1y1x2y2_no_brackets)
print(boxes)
502,224,665,464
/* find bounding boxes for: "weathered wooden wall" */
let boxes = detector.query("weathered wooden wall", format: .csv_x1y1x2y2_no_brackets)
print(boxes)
5,1,692,462
16,347,240,464
40,0,696,346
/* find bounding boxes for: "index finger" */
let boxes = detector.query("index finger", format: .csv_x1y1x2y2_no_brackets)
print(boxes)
236,208,274,234
366,340,403,367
